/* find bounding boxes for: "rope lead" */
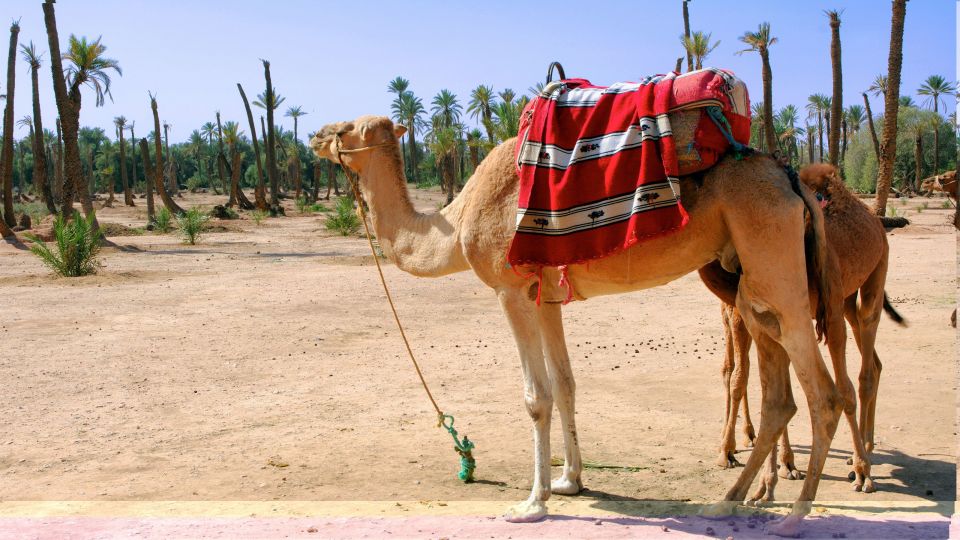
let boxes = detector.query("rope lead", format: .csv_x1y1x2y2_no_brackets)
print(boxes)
334,135,476,483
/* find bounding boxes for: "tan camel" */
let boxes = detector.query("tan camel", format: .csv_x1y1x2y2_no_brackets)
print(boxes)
310,115,843,536
700,163,905,495
920,170,957,200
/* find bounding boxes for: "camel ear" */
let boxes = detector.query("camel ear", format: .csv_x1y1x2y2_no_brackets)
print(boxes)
394,124,407,139
335,122,355,136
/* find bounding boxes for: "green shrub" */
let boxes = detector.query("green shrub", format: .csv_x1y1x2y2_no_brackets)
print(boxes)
14,201,48,227
886,205,899,217
26,211,102,277
186,175,206,192
325,196,361,236
152,207,173,233
176,207,210,245
251,209,268,225
295,196,310,214
311,203,331,213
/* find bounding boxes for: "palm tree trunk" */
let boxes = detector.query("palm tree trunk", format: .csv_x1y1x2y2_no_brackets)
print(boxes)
118,125,133,206
311,161,320,202
150,96,184,215
262,60,281,214
933,116,940,175
29,64,56,214
128,125,137,196
1,22,20,227
260,116,270,203
760,49,776,155
817,111,824,161
682,0,693,72
840,116,848,166
828,11,843,167
863,93,881,161
808,130,815,163
875,0,907,215
137,138,155,222
215,113,229,194
913,131,922,193
407,128,418,181
237,83,268,210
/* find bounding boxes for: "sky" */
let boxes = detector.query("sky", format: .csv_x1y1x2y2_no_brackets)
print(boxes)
2,0,956,145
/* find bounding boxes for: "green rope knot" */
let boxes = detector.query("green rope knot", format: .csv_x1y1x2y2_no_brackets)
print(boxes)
439,414,476,483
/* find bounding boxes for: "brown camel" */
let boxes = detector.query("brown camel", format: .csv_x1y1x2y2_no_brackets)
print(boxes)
700,163,905,495
920,170,957,200
310,115,843,536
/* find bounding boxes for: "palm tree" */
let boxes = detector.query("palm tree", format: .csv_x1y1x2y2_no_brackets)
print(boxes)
776,105,802,164
21,41,56,214
256,60,282,214
867,74,888,98
498,88,515,104
148,93,183,215
387,76,409,97
750,101,767,151
681,30,719,70
189,130,205,188
898,95,915,108
285,105,307,199
200,121,217,192
465,128,484,172
845,104,865,134
738,22,777,154
908,116,926,193
862,92,881,160
492,100,521,143
875,0,907,215
467,84,496,145
0,20,19,228
917,75,956,175
113,116,133,206
682,0,693,71
827,10,843,166
806,94,829,161
127,121,137,196
391,91,425,181
43,0,122,233
428,121,459,204
431,90,462,130
237,84,268,209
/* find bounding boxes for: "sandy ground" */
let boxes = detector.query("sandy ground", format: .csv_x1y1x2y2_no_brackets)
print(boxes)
0,188,954,537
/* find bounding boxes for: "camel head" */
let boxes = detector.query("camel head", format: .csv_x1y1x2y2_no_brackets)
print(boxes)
308,115,407,174
798,163,846,209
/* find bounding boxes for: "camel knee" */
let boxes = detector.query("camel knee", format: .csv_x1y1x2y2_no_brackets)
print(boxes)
524,388,553,422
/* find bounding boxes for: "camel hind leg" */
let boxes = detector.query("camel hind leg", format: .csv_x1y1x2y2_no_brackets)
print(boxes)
718,304,754,468
719,177,843,536
537,301,583,495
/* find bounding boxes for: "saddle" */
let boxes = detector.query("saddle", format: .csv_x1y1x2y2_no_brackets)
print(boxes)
508,67,751,269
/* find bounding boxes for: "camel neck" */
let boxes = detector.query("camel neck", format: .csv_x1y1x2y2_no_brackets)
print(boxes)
357,147,470,277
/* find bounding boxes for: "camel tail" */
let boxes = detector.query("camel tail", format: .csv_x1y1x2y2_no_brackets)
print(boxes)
882,292,908,327
785,161,833,343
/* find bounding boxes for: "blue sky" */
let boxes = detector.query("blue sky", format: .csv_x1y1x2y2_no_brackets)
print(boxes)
2,1,956,143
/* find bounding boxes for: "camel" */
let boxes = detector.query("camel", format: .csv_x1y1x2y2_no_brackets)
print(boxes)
700,163,905,496
309,115,843,536
920,170,957,201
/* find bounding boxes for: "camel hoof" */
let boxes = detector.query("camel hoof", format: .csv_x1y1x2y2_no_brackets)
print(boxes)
503,500,548,523
741,431,756,448
699,501,737,520
550,476,583,496
765,514,804,538
778,464,803,481
862,478,876,493
718,451,741,469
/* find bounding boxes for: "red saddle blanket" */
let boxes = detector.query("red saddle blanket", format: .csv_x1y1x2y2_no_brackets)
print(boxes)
508,68,750,268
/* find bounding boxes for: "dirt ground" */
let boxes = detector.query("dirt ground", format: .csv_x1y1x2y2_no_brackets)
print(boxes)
0,188,954,518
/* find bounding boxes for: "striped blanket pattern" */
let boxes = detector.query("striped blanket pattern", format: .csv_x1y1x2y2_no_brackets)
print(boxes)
508,72,687,267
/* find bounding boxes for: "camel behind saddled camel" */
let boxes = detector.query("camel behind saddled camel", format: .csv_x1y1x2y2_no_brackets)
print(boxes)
700,163,906,496
310,115,844,536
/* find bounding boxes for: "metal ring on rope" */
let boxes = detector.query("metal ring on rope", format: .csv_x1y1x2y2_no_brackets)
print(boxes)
546,61,566,84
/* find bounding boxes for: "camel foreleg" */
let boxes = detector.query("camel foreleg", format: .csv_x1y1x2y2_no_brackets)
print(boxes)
498,287,553,522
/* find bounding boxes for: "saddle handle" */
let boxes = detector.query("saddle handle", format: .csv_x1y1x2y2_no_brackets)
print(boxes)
545,61,566,84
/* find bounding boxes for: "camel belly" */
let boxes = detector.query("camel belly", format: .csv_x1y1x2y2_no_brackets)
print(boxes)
566,208,728,299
